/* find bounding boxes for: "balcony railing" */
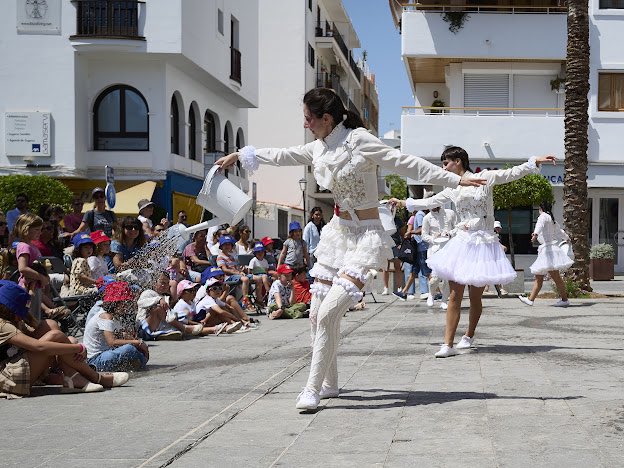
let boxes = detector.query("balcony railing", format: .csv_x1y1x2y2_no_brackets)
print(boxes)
230,47,242,84
403,106,563,116
316,73,348,105
71,0,145,39
401,2,567,14
348,55,361,81
315,23,349,64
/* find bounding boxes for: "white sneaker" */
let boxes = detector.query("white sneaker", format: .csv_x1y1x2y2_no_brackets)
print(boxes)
319,386,339,399
381,287,389,295
439,302,448,310
420,293,429,300
426,295,434,307
406,294,416,301
518,295,534,306
295,388,320,410
553,299,570,308
434,344,458,358
456,335,473,350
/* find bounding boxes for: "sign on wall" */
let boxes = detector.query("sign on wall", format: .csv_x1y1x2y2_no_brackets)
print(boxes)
5,112,51,157
16,0,61,35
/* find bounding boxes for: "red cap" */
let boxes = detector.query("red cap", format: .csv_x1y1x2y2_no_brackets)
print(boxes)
276,264,294,275
90,230,111,245
261,236,274,247
103,282,134,303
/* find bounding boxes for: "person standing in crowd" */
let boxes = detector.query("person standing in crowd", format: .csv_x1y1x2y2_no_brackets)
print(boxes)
519,200,573,308
137,199,169,238
381,214,405,296
216,87,483,410
6,193,30,238
421,202,456,309
393,146,555,358
303,207,325,268
63,198,84,235
69,187,117,239
279,221,309,269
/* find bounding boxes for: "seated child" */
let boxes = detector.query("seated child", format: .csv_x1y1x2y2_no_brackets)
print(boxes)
70,233,99,296
83,282,149,371
247,242,272,306
292,267,311,307
195,278,248,333
88,230,114,279
267,264,308,320
261,236,278,278
217,235,255,309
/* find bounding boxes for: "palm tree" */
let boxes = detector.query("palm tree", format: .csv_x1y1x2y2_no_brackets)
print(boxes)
563,0,591,291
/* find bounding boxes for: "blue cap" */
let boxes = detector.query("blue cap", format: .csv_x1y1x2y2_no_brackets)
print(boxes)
72,233,95,248
0,280,30,318
218,235,236,247
253,242,265,253
200,266,225,285
289,221,301,232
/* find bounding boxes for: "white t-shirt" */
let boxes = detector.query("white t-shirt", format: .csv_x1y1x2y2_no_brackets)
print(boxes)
196,295,226,315
83,310,121,359
88,255,109,279
268,280,291,307
248,257,269,274
172,299,196,324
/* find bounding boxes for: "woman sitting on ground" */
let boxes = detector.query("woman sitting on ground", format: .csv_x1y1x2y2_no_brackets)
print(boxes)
111,217,146,272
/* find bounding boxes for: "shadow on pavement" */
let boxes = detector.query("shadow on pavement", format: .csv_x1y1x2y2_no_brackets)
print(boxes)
475,344,624,353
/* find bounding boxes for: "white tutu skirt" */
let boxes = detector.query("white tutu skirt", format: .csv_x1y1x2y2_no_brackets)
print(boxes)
529,242,574,275
427,230,516,287
310,216,394,279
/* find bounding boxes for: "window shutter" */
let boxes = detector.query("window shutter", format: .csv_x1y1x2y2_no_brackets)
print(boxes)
464,74,510,113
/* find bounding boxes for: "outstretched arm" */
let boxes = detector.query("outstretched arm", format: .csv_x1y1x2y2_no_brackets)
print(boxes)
215,142,316,174
482,155,555,186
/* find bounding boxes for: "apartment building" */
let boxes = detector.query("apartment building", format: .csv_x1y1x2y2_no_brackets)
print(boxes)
1,0,258,224
390,0,624,271
249,0,381,239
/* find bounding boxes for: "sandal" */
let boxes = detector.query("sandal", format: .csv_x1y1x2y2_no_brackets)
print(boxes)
98,372,130,388
61,372,104,393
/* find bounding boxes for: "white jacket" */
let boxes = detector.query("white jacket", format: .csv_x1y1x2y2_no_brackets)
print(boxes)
241,123,461,217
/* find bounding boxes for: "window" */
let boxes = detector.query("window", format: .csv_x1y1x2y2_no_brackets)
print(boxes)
217,9,224,34
599,0,624,8
308,43,315,68
170,96,179,154
94,85,148,150
464,74,510,114
204,112,216,153
188,106,197,160
598,73,624,111
494,208,536,255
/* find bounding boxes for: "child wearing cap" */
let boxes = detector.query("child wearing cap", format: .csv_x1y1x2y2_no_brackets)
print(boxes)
88,230,114,279
83,282,148,371
195,279,245,333
267,264,308,320
248,243,272,307
261,236,278,279
69,233,99,295
278,221,310,269
217,235,256,310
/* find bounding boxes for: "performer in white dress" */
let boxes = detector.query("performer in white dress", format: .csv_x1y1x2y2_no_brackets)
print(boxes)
519,200,573,308
420,203,456,309
393,146,555,358
216,89,485,410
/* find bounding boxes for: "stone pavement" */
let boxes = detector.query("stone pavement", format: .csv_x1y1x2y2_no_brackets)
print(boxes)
2,288,624,467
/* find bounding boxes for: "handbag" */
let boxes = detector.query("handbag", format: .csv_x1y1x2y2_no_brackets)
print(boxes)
397,239,418,265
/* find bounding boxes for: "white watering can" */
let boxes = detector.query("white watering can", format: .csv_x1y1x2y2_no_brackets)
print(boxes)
378,201,397,235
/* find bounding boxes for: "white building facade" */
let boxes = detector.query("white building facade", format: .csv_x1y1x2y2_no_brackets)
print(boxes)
391,0,624,272
248,0,380,239
1,0,258,225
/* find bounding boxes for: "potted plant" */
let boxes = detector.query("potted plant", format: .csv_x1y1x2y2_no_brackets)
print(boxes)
589,243,615,280
550,76,565,94
430,99,446,114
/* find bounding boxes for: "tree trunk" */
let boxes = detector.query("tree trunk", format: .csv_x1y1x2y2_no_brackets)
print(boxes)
507,208,515,269
563,0,591,291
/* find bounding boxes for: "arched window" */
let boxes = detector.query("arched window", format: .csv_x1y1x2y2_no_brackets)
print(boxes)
170,96,179,154
204,112,216,153
94,85,148,150
223,126,231,155
188,106,197,160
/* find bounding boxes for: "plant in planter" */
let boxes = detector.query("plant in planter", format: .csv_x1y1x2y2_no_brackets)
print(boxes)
441,12,470,34
589,243,615,280
430,99,446,114
550,76,565,93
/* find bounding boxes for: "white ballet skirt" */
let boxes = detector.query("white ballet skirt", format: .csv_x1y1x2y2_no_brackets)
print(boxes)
529,241,574,275
426,229,516,287
309,216,394,281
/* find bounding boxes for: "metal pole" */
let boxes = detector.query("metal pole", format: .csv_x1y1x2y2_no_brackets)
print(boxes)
252,182,257,238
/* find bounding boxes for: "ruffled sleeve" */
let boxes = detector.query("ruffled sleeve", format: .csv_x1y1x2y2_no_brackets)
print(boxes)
351,129,461,188
238,142,316,174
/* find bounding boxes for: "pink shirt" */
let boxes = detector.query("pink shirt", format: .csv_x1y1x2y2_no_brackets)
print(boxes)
16,242,42,288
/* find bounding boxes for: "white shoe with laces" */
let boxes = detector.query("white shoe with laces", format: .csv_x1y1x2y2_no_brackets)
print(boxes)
456,335,473,350
381,287,389,295
434,344,458,358
553,299,570,307
518,295,534,306
295,388,320,410
319,386,340,399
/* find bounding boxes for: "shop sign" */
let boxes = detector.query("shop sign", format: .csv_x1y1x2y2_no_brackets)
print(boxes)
5,111,51,157
16,0,62,35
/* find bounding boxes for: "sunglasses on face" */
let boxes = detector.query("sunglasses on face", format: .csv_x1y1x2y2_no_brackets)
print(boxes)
124,225,140,230
155,228,164,232
209,285,223,292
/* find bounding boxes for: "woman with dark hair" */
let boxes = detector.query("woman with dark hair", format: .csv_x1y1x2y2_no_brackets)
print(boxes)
393,146,556,358
519,200,572,308
216,87,484,410
303,207,325,268
110,217,146,271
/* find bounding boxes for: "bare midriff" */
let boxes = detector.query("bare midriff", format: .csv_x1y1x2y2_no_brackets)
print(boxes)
338,207,379,221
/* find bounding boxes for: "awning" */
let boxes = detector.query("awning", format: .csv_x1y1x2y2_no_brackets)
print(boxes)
82,181,157,215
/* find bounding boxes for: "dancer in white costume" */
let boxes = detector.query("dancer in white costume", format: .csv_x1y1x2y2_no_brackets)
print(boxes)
519,200,573,308
421,203,456,309
393,146,556,358
216,89,485,410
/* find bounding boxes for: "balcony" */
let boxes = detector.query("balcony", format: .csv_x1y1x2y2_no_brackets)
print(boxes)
70,0,145,40
230,47,242,84
315,22,361,83
401,106,564,162
316,73,348,106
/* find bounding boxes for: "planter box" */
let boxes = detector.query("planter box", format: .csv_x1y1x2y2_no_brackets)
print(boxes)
504,269,526,294
590,258,614,281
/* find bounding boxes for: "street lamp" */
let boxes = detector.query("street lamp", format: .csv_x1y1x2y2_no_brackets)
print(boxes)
298,177,308,222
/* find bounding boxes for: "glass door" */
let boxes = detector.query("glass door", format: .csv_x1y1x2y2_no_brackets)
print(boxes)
591,193,624,272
